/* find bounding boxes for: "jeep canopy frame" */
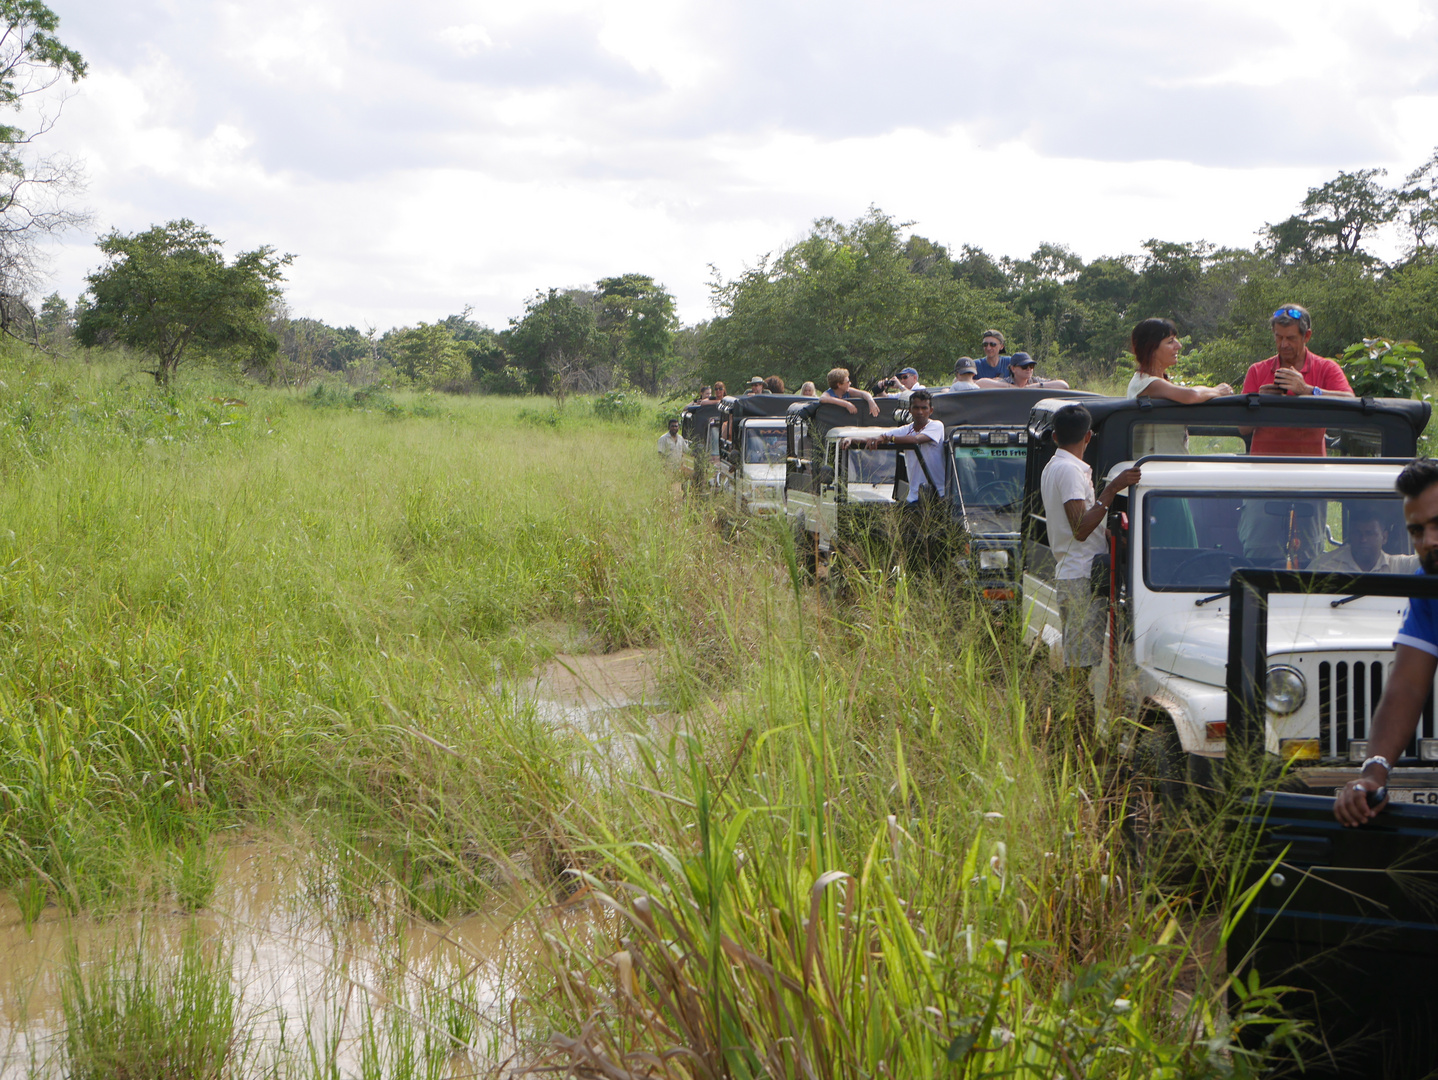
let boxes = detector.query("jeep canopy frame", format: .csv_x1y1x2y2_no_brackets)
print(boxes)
1021,395,1431,554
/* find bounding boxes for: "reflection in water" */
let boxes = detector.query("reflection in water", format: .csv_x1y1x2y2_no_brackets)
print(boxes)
0,842,535,1077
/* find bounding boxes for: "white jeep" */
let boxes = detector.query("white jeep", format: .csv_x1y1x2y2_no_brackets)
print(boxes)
718,395,805,517
1020,394,1436,796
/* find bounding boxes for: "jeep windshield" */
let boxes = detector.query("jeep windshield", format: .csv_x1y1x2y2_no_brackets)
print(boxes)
953,440,1025,508
1143,491,1416,591
744,425,786,464
844,447,896,485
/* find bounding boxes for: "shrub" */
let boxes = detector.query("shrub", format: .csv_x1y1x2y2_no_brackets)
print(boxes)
1341,338,1428,399
593,388,644,422
477,365,529,395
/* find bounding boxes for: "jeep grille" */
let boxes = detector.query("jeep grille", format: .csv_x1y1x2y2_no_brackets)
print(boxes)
1318,659,1436,758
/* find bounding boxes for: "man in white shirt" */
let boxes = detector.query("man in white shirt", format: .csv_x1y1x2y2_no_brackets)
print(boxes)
656,418,687,467
1040,404,1140,684
865,390,945,502
949,357,981,392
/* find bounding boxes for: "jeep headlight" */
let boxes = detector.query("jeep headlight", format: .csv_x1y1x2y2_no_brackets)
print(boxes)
978,549,1009,570
1265,665,1306,716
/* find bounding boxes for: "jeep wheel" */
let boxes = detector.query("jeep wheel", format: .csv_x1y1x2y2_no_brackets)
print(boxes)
1128,720,1190,879
1134,722,1186,809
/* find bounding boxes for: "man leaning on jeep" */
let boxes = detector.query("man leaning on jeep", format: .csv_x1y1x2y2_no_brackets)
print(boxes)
1335,459,1438,826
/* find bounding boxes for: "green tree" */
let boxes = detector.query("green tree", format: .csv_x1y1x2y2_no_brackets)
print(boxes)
949,244,1009,291
1400,148,1438,252
0,1,87,300
36,289,68,341
1130,240,1208,333
596,273,677,393
507,288,598,396
1263,169,1398,265
390,321,467,387
76,220,292,386
702,208,1000,390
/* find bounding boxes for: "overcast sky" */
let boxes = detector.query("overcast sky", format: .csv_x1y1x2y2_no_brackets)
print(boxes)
25,0,1438,331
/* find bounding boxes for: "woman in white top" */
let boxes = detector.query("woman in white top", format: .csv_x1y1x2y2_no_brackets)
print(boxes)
1126,318,1232,406
1126,317,1232,547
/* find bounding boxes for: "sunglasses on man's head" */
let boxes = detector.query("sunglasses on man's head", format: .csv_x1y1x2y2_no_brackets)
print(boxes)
1272,307,1307,323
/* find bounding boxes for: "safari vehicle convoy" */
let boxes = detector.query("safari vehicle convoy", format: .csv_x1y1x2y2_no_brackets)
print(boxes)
783,389,1094,592
1019,393,1436,798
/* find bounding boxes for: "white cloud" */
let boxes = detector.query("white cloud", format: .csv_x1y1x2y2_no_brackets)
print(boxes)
27,0,1438,331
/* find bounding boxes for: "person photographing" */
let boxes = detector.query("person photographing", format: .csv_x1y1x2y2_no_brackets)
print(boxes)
1040,404,1141,725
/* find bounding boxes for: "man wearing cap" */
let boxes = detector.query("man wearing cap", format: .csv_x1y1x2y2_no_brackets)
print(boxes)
896,367,924,392
975,329,1012,381
980,352,1070,390
950,357,981,392
745,376,766,395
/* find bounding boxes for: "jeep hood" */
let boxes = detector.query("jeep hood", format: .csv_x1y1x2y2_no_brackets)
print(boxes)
1145,607,1405,688
743,463,785,481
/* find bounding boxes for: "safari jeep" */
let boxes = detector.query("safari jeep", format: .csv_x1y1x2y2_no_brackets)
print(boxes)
784,396,909,562
784,389,1096,580
718,394,807,516
1020,393,1436,795
679,400,723,489
943,388,1096,601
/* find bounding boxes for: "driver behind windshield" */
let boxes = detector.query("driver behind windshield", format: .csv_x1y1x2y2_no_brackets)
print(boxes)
1307,502,1418,574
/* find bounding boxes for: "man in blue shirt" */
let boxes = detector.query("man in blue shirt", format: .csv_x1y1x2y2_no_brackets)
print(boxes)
1335,458,1438,826
974,329,1012,381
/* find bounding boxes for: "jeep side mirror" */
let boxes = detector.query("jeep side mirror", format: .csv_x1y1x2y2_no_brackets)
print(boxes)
818,465,836,486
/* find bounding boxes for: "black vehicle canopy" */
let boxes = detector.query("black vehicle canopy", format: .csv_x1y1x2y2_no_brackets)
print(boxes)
1020,393,1432,556
720,393,810,421
787,388,1102,449
680,400,722,442
1024,393,1431,487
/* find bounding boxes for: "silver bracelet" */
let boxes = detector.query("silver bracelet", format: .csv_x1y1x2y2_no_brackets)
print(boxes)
1361,755,1392,774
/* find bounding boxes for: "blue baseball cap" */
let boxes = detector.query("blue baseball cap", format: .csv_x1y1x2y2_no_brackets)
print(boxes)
898,367,918,377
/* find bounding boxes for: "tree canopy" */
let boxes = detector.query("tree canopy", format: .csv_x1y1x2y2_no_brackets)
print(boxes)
77,220,292,386
700,209,1004,390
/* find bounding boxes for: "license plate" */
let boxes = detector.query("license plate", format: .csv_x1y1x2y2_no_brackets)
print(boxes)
1398,789,1438,806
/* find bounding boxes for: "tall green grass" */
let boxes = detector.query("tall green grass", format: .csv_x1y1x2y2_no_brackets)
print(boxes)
0,346,1296,1074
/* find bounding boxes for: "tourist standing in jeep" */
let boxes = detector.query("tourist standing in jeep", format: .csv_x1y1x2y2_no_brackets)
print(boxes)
975,329,1011,380
1240,304,1355,563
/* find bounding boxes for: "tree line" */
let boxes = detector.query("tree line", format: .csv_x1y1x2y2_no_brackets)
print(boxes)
57,165,1438,399
5,3,1438,398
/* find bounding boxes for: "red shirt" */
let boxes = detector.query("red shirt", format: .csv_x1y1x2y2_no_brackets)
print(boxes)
1241,350,1352,456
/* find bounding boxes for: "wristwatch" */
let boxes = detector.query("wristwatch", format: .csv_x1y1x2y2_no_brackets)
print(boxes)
1312,387,1323,396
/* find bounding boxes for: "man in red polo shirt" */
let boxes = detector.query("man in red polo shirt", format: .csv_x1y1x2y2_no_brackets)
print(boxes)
1239,304,1354,563
1241,304,1354,455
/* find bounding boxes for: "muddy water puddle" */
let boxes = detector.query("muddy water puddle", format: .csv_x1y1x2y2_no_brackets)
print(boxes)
529,647,675,755
0,840,554,1078
0,657,653,1078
